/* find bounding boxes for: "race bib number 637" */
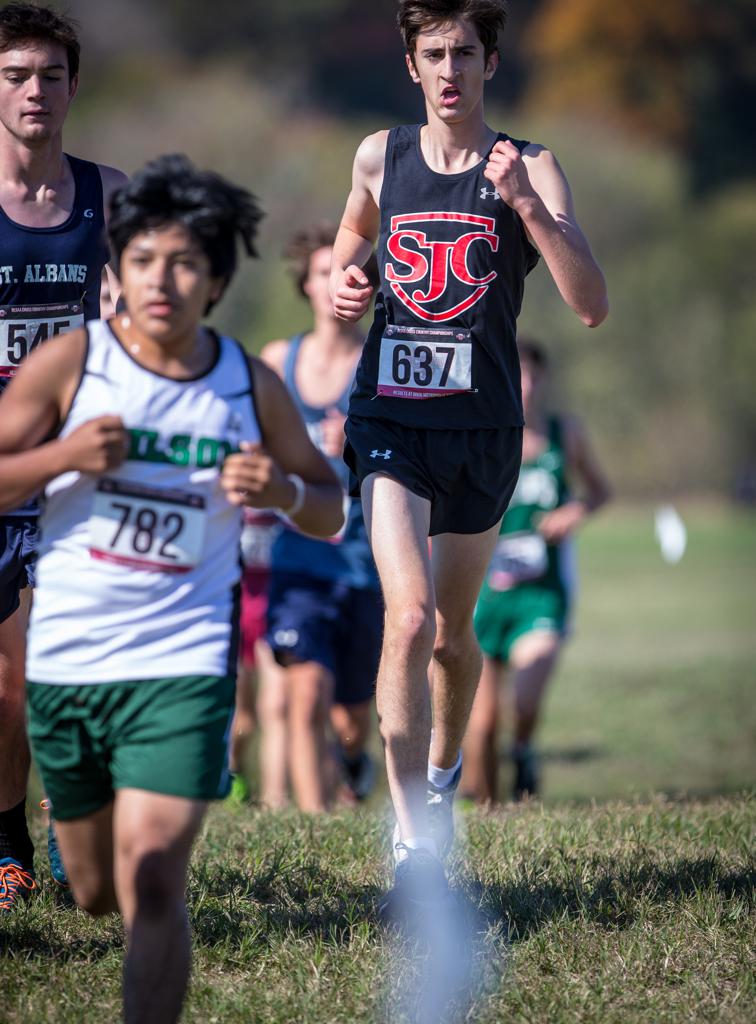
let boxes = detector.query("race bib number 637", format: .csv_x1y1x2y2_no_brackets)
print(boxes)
377,324,472,400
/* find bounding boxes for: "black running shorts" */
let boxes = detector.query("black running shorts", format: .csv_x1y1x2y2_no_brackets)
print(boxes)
344,414,522,537
0,515,38,623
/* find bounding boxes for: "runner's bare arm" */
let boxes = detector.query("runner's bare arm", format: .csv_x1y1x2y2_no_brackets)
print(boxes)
330,131,388,321
98,164,129,315
484,141,608,327
220,357,344,537
565,414,612,513
0,330,128,511
539,415,612,542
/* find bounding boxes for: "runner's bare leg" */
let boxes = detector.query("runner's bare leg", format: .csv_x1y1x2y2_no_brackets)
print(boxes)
429,524,502,771
362,473,434,841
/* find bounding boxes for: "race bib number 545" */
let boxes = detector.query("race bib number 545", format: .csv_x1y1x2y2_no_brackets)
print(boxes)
0,302,84,378
89,478,206,573
377,324,472,400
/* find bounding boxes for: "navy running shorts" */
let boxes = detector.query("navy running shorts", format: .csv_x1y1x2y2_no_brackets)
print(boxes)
266,572,383,706
344,414,522,536
0,515,38,624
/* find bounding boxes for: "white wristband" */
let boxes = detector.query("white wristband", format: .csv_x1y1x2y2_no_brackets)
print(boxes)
280,473,306,518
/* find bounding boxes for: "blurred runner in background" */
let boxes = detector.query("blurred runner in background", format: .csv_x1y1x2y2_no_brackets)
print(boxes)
462,339,611,803
226,506,287,807
262,223,382,812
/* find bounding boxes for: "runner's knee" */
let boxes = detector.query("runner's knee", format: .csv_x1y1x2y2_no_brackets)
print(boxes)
288,674,329,728
131,850,183,920
432,629,478,670
384,604,435,660
257,681,287,723
73,877,118,917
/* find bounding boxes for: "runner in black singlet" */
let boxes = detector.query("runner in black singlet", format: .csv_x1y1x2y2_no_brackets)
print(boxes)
0,2,126,908
330,0,609,921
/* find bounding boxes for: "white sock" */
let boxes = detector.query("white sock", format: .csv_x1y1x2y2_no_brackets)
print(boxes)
427,749,462,790
395,835,438,863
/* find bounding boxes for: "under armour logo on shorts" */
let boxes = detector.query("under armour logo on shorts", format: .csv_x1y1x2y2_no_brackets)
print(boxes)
274,629,298,647
370,449,392,460
480,187,500,201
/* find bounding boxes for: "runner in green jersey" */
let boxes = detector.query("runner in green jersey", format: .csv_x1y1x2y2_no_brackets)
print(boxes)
461,339,611,802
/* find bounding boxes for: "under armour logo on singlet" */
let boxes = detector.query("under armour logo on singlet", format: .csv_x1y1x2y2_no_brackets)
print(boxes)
370,449,392,460
480,187,500,201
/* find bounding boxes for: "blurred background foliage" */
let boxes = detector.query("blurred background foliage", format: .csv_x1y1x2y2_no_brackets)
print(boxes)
58,0,755,497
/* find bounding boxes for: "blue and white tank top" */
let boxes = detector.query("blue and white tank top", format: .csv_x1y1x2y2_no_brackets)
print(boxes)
271,334,379,591
27,320,261,684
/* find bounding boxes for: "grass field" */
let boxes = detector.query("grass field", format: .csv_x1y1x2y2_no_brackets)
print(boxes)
527,500,756,804
2,502,754,1023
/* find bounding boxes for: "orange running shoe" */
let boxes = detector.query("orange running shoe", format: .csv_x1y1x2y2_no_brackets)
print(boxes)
0,858,36,911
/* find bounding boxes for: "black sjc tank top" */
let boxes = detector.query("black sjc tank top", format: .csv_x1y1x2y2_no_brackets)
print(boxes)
349,124,539,429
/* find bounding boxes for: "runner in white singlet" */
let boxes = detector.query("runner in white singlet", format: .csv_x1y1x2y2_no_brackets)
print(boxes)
0,155,343,1024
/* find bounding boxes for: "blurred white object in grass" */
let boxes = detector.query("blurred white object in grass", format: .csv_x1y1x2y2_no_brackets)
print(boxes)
654,505,687,564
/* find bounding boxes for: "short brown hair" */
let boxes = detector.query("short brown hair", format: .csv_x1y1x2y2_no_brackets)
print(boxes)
0,3,80,80
284,222,378,298
517,336,549,370
398,0,507,63
284,222,339,299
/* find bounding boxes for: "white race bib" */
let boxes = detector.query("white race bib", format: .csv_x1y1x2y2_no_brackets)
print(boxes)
89,478,206,573
487,531,548,591
377,324,472,399
0,302,85,378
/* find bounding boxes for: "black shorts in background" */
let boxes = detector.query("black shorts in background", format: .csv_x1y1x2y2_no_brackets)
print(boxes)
267,572,383,706
344,414,522,537
0,515,38,624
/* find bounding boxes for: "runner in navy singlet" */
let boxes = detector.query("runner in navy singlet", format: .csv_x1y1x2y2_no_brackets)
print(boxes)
0,3,127,906
330,0,609,919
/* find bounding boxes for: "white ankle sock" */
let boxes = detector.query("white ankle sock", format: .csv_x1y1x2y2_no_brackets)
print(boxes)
395,835,438,863
427,750,462,790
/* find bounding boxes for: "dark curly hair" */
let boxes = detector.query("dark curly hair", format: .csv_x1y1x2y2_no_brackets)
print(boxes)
108,154,263,313
0,3,80,80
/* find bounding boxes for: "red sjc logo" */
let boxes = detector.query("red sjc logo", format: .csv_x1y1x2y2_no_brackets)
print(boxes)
385,212,499,323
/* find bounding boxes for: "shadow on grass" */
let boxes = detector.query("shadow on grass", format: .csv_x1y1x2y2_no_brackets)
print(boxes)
538,744,607,764
470,854,755,941
189,852,382,947
0,914,122,962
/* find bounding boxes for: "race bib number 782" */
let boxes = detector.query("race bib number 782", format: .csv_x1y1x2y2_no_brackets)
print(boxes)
89,478,207,573
377,324,472,400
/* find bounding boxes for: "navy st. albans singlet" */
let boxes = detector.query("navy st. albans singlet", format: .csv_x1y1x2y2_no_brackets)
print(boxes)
0,154,109,514
349,125,539,430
